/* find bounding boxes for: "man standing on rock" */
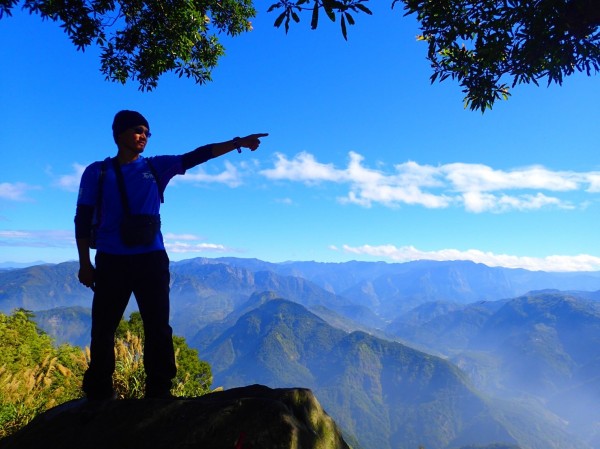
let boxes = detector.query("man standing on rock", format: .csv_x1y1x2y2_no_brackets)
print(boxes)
74,110,267,400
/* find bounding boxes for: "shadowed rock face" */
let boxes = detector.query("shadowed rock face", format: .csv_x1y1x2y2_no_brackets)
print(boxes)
0,384,351,449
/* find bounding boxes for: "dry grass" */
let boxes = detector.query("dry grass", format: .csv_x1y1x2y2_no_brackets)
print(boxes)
0,353,86,438
113,331,146,399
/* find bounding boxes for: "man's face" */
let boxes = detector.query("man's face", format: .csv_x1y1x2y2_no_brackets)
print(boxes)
118,126,150,153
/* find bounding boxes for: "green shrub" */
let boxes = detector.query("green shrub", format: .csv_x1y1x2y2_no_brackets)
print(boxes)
0,310,213,437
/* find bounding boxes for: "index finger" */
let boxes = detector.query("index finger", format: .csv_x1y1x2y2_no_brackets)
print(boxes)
251,133,269,138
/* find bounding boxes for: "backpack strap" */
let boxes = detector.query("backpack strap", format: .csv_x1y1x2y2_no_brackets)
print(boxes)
145,158,164,204
94,158,109,225
111,157,132,217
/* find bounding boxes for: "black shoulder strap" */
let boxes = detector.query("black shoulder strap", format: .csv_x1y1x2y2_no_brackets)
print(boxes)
94,158,109,224
145,158,164,204
111,157,132,217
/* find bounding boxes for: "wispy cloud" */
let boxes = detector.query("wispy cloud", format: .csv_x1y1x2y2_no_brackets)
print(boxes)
261,152,599,213
178,160,244,187
0,182,40,201
0,229,239,255
0,230,74,247
54,163,86,192
332,244,600,272
163,233,237,254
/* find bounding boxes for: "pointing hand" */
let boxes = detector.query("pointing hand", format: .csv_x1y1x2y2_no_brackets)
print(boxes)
237,133,269,152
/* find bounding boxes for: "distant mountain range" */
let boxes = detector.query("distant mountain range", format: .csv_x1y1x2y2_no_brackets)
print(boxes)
4,257,600,333
2,257,600,449
0,260,48,270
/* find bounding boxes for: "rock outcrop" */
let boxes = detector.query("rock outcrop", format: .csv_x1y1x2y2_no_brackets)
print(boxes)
0,384,351,449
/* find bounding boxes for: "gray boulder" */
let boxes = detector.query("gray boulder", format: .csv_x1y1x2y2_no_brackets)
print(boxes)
0,384,351,449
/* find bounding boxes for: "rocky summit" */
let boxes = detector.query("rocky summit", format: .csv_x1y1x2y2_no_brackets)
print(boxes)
0,384,351,449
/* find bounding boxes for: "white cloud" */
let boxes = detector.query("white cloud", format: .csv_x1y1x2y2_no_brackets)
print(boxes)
55,163,86,192
179,160,244,187
461,191,569,213
0,182,39,201
442,163,582,192
0,229,74,247
165,242,232,254
336,244,600,272
587,173,600,192
0,229,238,256
260,152,599,213
261,151,345,183
163,232,202,241
163,233,237,254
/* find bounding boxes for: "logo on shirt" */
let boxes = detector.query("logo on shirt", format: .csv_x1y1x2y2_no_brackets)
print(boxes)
142,171,156,182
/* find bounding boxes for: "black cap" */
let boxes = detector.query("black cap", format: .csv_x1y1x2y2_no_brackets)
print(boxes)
112,110,149,143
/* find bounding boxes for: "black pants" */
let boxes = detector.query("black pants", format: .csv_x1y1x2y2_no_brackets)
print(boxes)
82,250,176,398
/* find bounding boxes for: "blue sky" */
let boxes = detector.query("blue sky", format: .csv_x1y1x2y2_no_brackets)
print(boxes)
0,4,599,271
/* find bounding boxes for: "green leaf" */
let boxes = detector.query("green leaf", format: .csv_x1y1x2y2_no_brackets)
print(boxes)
311,1,319,30
274,11,286,28
355,3,373,15
323,3,336,22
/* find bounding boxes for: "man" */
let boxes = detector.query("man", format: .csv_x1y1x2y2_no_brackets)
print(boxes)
75,110,267,400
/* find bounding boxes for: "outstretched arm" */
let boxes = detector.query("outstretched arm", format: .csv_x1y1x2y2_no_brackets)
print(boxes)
182,133,269,170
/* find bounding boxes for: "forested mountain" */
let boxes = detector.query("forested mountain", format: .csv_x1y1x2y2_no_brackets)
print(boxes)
385,291,600,394
0,262,88,312
198,297,588,449
386,291,600,448
2,258,600,448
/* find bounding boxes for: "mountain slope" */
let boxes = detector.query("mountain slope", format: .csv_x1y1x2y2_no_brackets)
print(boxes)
33,306,92,347
200,298,586,449
385,300,507,355
0,262,91,312
168,261,381,337
384,291,600,448
468,292,600,395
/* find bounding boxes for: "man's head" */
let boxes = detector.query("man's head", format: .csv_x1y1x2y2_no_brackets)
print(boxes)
112,110,150,144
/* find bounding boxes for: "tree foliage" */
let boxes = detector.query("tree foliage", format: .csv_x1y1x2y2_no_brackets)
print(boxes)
1,0,597,110
0,0,256,90
269,0,600,111
0,309,86,437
